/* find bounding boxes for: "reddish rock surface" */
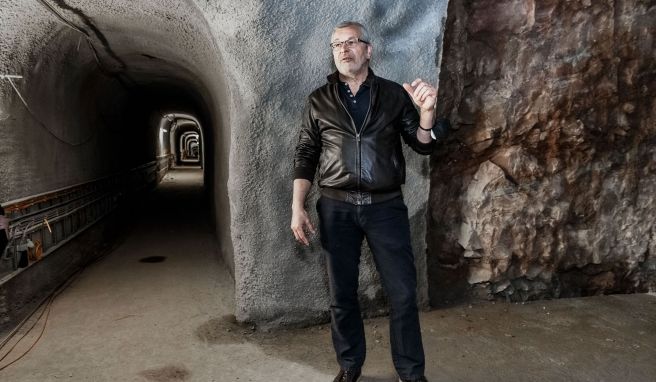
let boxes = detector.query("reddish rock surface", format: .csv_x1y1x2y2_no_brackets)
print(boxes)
429,0,655,304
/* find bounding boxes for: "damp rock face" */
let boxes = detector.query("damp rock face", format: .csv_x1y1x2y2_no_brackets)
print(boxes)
429,0,656,304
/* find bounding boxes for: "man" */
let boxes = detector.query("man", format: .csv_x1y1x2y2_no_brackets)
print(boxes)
291,21,448,382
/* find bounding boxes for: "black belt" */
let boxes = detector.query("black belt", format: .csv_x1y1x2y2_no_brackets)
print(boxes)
321,188,402,205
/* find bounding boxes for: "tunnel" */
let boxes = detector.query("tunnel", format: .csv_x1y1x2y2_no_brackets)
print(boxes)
0,0,235,331
2,0,654,343
1,0,454,332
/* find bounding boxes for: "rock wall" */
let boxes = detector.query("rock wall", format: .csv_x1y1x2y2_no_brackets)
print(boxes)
429,0,656,304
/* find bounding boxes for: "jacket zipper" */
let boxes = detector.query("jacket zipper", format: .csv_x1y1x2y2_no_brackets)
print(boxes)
335,81,375,192
335,83,360,190
358,94,373,191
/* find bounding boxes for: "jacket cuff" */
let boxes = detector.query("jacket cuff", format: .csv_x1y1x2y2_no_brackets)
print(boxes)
413,138,436,155
432,117,451,141
293,167,315,182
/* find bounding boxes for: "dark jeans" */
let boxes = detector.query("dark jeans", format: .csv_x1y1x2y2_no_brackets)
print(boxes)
317,195,425,379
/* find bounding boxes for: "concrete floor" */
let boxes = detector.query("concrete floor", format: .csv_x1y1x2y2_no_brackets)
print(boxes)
1,168,655,382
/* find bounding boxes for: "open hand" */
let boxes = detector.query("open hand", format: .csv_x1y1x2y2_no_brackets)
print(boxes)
291,207,316,246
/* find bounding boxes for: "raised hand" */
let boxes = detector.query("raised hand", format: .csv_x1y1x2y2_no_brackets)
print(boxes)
402,78,437,112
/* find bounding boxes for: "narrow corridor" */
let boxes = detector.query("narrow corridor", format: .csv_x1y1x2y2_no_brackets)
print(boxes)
0,168,336,381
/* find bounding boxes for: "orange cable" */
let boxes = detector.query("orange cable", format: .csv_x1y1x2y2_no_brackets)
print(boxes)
0,296,53,371
0,294,52,366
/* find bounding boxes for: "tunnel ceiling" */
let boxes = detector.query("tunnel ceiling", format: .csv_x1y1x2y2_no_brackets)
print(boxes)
34,0,217,82
0,0,229,199
56,0,219,128
3,0,221,116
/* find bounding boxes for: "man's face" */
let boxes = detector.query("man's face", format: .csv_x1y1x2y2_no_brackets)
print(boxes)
331,27,372,77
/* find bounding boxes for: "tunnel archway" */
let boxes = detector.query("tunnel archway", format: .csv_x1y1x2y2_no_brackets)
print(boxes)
0,0,236,331
157,112,206,172
1,0,459,331
167,114,205,169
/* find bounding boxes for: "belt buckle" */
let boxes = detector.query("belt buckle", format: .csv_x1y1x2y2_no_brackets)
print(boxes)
346,191,372,205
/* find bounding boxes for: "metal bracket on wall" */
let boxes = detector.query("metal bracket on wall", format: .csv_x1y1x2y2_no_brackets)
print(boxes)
0,160,165,282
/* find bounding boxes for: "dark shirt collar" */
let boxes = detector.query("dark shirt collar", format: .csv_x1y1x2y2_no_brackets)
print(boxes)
341,80,370,89
327,67,375,85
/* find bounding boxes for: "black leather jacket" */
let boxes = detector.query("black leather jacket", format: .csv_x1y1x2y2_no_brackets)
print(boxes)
294,69,444,192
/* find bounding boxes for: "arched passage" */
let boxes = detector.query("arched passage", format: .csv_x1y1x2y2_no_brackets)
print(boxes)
157,113,206,171
0,0,463,331
0,0,234,331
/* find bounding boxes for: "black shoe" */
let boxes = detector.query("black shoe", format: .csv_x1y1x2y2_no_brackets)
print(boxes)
334,368,361,382
399,377,428,382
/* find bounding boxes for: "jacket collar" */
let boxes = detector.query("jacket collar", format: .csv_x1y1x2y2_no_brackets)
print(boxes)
327,67,376,85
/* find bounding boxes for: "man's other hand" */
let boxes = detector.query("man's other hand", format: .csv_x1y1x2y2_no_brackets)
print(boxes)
402,78,437,112
291,207,316,246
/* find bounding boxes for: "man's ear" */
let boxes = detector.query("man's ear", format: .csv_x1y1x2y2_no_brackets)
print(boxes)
366,44,372,60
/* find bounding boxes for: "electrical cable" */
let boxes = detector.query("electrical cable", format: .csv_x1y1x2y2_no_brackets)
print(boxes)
0,245,110,371
0,164,154,363
0,295,53,370
4,77,97,147
35,0,134,83
35,0,86,35
0,296,44,351
0,193,134,371
3,0,136,147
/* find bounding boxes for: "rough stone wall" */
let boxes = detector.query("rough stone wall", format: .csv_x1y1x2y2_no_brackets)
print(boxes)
429,0,656,305
0,1,128,201
220,1,450,327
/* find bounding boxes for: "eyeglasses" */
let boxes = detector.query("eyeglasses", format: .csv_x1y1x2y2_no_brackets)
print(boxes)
330,38,369,51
